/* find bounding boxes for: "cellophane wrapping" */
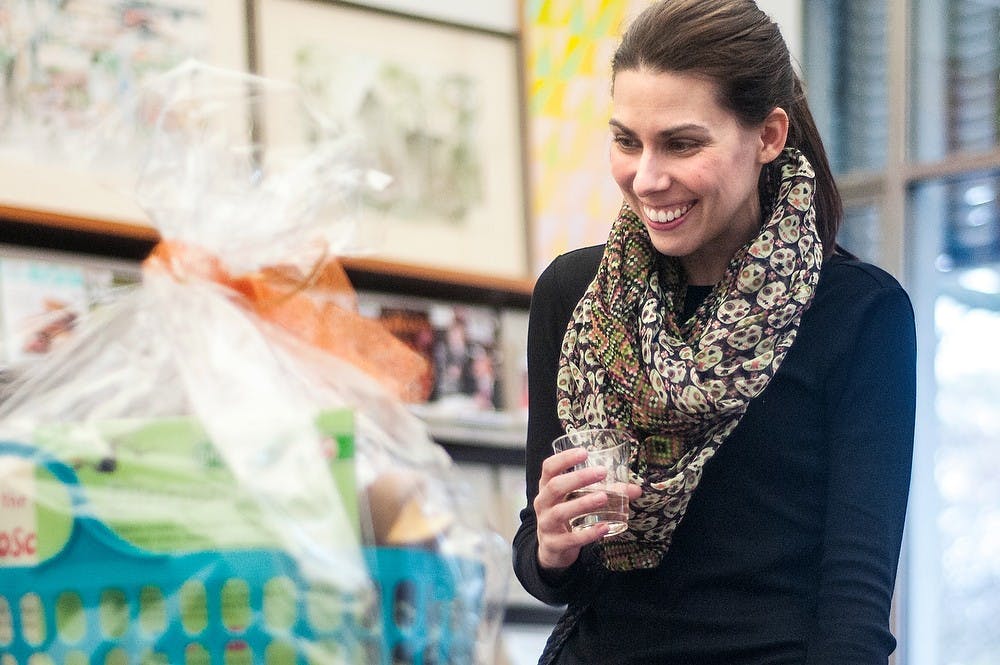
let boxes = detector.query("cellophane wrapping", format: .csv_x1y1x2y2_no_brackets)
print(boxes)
0,61,508,664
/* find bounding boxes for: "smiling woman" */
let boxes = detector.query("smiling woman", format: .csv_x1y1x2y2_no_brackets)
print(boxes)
607,69,788,285
511,1,917,664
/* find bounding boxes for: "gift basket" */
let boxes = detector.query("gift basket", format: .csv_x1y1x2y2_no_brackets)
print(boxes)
0,61,508,664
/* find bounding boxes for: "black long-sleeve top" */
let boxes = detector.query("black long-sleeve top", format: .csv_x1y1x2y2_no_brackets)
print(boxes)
513,245,916,664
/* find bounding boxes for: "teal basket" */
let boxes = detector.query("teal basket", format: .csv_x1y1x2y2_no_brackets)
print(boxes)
0,442,483,664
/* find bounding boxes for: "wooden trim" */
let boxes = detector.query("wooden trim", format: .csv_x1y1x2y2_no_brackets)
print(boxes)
904,148,1000,183
309,0,518,38
834,171,887,201
340,256,532,298
0,205,157,242
882,0,910,282
340,255,532,307
0,206,534,306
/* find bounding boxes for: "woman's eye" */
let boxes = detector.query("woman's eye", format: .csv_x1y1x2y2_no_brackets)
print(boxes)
668,140,700,153
612,134,639,150
667,139,702,154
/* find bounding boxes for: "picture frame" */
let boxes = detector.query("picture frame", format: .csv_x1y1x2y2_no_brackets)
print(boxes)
0,0,250,229
520,1,643,275
330,0,517,34
252,0,529,279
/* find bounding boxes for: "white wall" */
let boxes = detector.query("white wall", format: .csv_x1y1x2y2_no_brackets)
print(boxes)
757,0,804,68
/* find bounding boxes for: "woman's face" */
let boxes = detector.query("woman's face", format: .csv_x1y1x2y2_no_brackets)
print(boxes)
609,68,786,285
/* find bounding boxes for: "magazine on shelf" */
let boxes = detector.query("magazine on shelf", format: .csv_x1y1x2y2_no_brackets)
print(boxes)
0,246,141,367
357,290,508,412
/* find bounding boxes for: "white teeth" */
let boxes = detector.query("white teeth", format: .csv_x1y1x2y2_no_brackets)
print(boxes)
643,203,692,223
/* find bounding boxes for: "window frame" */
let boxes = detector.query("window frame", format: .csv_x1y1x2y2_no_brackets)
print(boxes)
804,1,1000,664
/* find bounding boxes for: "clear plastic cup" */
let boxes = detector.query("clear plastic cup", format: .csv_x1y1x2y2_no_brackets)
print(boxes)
552,429,636,536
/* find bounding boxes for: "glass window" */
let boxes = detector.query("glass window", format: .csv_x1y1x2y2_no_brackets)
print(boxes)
803,0,888,174
911,0,1000,161
943,175,1000,269
837,203,882,265
907,172,1000,665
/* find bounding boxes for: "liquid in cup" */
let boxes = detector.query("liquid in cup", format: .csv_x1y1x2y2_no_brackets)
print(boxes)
564,487,629,535
552,429,635,537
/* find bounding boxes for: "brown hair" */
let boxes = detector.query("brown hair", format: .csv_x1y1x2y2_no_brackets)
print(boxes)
612,0,842,257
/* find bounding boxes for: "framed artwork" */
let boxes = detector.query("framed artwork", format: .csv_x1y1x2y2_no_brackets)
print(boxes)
253,0,529,279
332,0,516,34
0,0,249,228
521,1,647,275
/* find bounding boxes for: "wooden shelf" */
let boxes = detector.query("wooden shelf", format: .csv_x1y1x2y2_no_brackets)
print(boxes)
0,204,157,241
0,207,534,308
341,255,532,308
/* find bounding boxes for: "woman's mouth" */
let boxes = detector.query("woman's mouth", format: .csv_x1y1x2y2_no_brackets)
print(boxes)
642,202,695,229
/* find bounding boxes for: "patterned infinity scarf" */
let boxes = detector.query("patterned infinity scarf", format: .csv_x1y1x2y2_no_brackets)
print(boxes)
556,147,824,572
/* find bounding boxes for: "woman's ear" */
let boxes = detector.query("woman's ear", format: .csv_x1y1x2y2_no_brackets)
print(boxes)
758,106,789,163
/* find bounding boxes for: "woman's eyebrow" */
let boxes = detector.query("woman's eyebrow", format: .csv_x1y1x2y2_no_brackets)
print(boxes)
608,119,709,138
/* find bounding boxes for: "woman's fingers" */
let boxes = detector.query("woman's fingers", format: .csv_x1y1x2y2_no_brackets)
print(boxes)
539,447,587,485
538,483,608,531
535,450,619,571
536,493,610,570
543,466,608,508
538,449,607,502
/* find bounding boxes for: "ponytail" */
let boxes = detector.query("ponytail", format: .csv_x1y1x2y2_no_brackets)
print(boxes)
785,75,842,258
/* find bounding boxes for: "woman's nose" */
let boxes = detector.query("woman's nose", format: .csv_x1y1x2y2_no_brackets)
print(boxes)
633,151,670,196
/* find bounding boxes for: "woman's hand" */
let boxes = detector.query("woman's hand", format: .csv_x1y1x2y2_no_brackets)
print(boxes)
534,447,642,573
